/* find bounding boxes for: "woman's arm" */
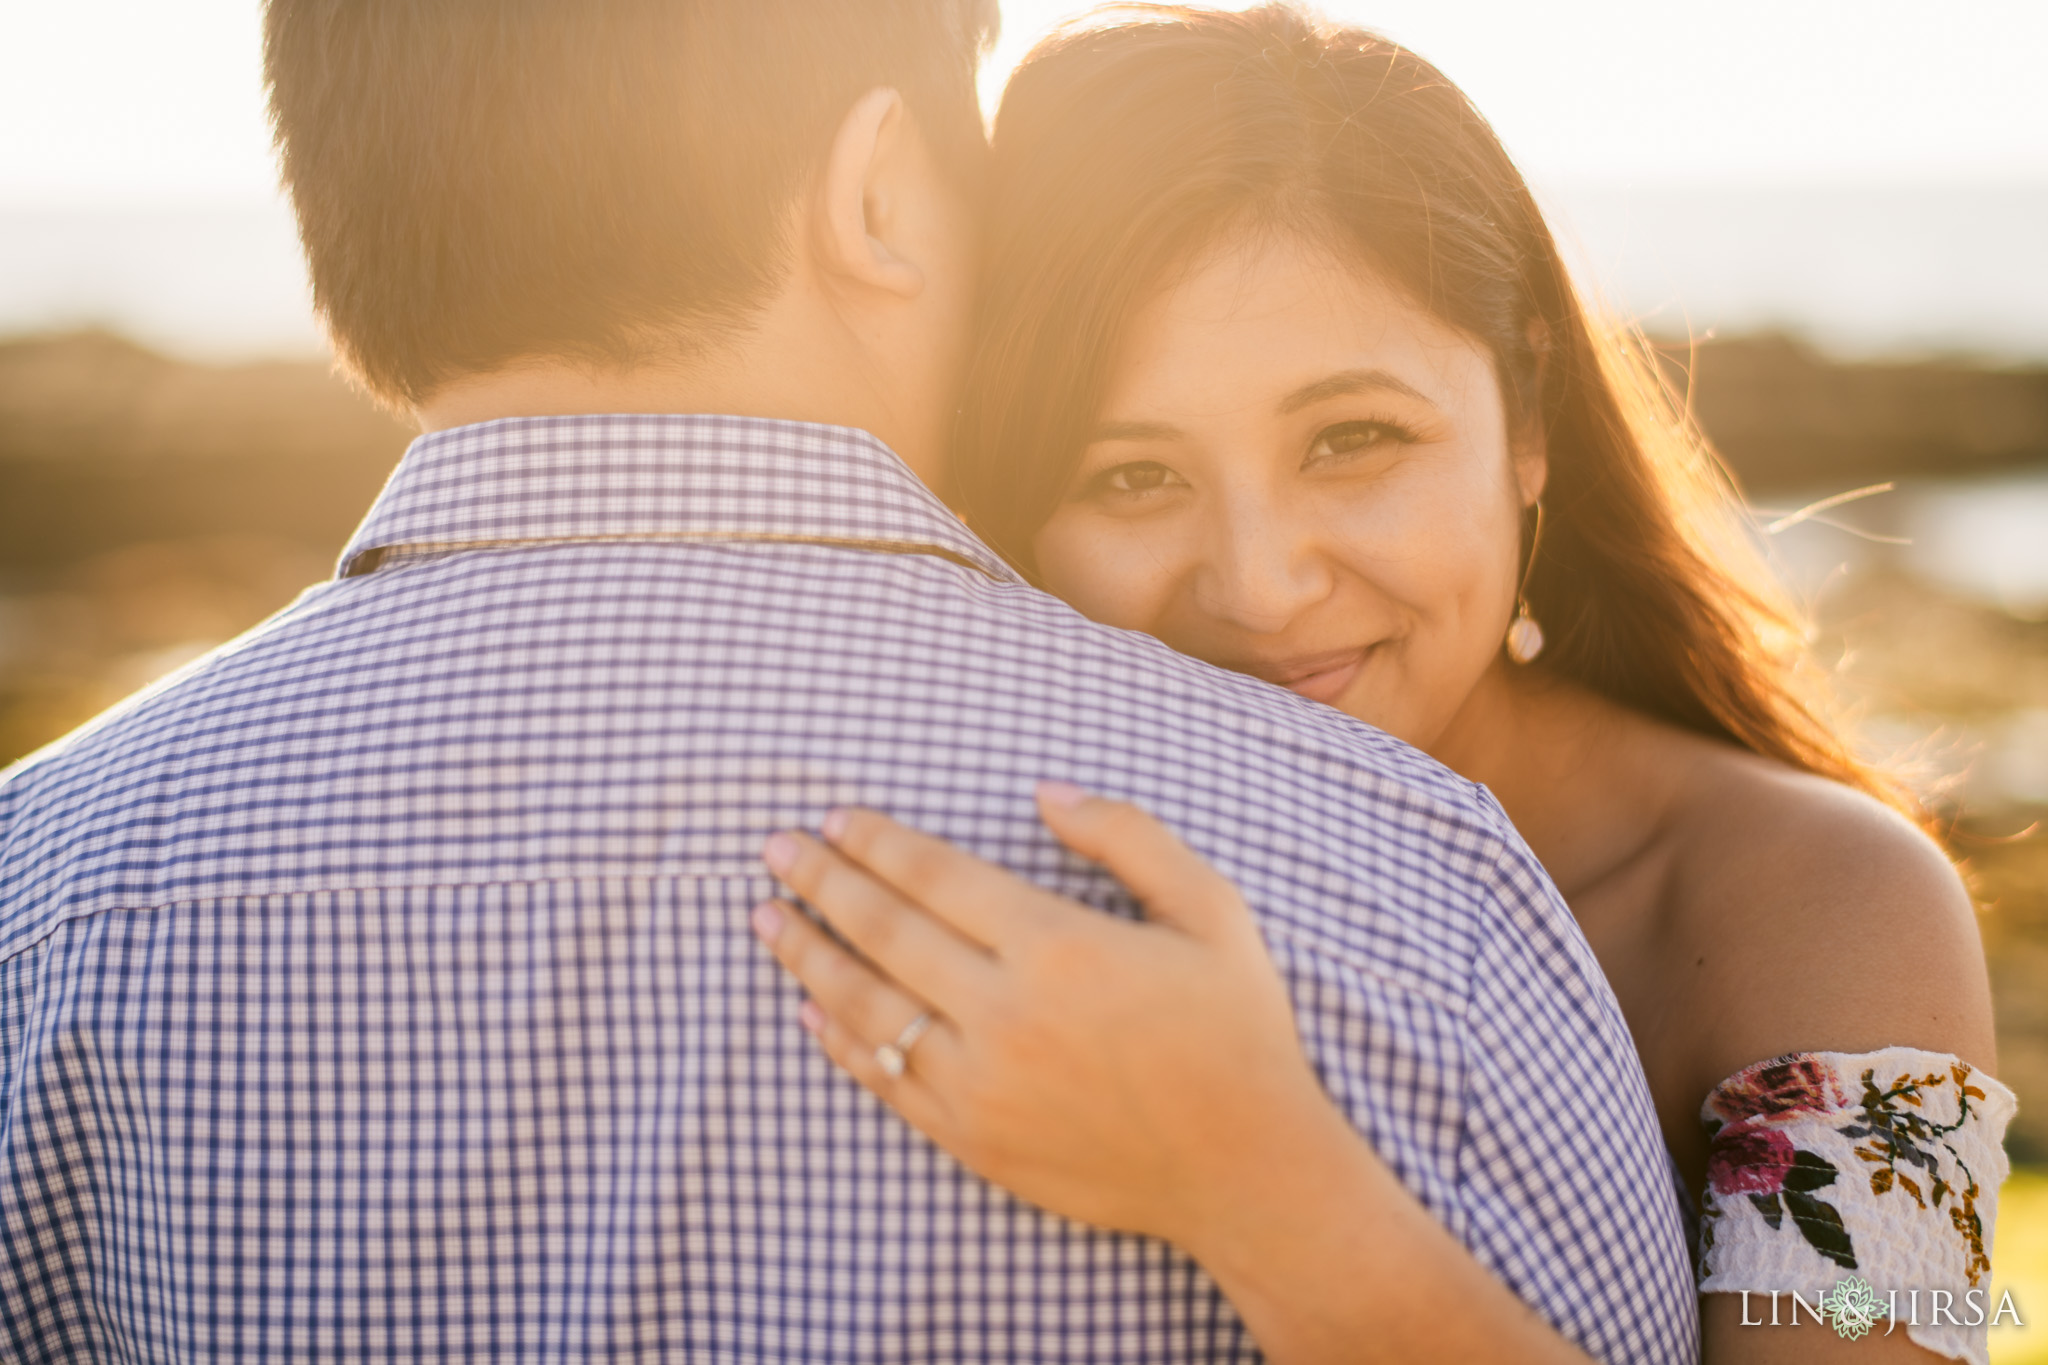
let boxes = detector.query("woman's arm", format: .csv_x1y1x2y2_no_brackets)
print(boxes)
754,783,1593,1365
1678,774,2002,1365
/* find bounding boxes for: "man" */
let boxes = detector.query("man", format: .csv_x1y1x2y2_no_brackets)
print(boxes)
0,2,1695,1360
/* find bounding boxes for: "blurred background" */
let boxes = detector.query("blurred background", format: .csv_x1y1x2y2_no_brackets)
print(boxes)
3,0,2045,1352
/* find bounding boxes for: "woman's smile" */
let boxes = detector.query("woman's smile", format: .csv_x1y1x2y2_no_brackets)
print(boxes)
1223,644,1375,704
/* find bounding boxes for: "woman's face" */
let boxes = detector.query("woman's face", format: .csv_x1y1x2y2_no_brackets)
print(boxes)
1032,234,1547,751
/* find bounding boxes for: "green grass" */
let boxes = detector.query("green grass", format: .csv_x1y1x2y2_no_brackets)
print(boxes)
1992,1169,2048,1362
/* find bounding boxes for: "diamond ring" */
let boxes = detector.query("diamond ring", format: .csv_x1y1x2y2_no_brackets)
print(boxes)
874,1012,934,1078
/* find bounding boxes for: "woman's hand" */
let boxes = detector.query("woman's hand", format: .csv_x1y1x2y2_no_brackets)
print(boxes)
752,780,1338,1251
754,783,1596,1365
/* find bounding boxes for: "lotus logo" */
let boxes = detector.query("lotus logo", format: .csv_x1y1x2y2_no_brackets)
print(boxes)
1818,1275,1887,1340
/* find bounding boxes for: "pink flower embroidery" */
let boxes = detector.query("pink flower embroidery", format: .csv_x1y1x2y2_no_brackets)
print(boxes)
1708,1055,1846,1125
1707,1125,1798,1196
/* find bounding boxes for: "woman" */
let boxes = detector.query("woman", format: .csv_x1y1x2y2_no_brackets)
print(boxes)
751,7,2012,1361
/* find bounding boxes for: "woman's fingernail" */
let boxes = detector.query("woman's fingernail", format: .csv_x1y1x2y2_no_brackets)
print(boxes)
750,900,784,942
822,807,849,842
761,831,799,875
1037,780,1089,810
798,1000,826,1035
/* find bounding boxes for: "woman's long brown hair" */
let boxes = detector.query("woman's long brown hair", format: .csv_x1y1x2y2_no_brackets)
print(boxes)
952,3,1912,815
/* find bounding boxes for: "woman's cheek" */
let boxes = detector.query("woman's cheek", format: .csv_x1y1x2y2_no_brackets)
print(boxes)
1318,484,1458,609
1322,486,1511,697
1036,515,1180,632
1333,462,1516,619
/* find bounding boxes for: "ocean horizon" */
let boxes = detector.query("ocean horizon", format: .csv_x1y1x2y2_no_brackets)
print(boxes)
3,178,2046,366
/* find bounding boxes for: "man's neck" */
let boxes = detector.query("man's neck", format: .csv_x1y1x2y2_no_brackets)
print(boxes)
417,359,836,434
412,312,940,485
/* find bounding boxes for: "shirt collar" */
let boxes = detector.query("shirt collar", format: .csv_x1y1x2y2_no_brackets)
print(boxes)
338,413,1020,584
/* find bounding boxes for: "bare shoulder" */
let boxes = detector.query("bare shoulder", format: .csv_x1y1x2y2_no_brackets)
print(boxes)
1661,744,1996,1098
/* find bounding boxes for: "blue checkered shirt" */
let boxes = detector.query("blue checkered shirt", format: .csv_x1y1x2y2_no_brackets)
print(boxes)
0,415,1698,1362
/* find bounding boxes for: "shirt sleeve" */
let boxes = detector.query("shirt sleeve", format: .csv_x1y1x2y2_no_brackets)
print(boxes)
1697,1047,2018,1364
1459,840,1702,1365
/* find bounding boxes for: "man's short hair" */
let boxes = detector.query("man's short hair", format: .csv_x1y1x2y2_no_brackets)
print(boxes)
264,0,997,406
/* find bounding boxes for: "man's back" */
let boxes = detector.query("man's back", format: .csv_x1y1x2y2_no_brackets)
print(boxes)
0,417,1696,1362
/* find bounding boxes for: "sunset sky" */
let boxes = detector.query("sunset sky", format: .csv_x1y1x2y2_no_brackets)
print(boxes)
2,1,2043,358
3,0,2045,205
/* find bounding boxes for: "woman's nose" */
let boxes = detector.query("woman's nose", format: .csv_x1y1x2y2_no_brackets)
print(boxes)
1190,500,1336,634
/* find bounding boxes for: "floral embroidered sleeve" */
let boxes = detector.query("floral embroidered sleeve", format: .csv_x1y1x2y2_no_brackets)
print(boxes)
1697,1047,2018,1364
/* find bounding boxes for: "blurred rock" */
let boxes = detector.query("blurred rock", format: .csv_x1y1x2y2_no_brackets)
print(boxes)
0,333,408,764
1669,334,2048,494
0,331,412,575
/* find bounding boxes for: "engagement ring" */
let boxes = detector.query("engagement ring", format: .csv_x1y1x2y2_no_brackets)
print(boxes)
875,1012,933,1078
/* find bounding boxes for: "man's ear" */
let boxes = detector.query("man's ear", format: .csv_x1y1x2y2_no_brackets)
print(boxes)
812,87,926,300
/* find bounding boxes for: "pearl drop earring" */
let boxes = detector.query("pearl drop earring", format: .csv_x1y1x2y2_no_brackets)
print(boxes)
1504,501,1546,665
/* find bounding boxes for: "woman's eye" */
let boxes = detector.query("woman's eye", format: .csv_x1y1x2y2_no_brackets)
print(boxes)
1102,461,1176,494
1070,457,1185,510
1308,420,1408,461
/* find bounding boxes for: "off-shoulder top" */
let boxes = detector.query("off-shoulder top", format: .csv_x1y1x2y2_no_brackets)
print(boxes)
1696,1047,2017,1364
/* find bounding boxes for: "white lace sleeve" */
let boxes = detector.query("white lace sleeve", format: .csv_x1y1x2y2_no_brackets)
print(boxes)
1696,1047,2017,1364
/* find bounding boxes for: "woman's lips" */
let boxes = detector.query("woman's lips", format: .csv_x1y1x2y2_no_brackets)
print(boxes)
1234,647,1372,704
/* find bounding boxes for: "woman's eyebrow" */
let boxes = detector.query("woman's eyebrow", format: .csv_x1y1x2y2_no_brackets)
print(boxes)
1088,419,1184,442
1278,368,1431,414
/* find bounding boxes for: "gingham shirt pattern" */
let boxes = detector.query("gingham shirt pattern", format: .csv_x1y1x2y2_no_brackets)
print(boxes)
0,415,1699,1363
